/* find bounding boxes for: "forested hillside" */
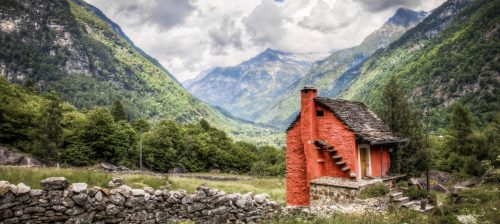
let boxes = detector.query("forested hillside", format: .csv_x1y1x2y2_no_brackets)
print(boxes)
342,0,499,127
0,0,281,146
0,77,285,174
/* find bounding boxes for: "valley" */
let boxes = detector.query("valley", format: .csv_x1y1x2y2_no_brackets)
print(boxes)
0,0,499,223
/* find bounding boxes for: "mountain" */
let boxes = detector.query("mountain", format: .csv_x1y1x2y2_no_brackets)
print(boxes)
182,68,215,89
71,0,179,84
342,0,499,126
0,0,282,146
186,48,328,121
256,8,428,129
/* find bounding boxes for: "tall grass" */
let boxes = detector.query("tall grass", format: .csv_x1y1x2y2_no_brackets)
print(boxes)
265,210,429,224
168,176,286,204
0,167,168,189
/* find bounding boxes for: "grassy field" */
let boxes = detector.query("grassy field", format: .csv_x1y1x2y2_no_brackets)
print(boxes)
168,176,286,204
0,167,168,189
0,167,286,203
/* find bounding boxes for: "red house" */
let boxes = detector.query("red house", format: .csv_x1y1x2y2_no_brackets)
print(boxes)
286,87,402,206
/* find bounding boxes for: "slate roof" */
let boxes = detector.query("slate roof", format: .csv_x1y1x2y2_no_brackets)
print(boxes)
287,97,403,144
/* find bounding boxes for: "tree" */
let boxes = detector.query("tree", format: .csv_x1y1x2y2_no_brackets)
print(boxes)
447,104,474,156
81,108,117,161
378,77,427,175
32,92,64,163
131,118,150,134
142,120,183,172
111,100,127,122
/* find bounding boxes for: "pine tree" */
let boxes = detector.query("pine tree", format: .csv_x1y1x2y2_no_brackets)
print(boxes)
33,92,63,163
447,104,474,156
378,77,427,175
111,100,127,122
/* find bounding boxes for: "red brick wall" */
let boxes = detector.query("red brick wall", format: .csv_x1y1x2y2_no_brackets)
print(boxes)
316,105,358,179
285,120,309,206
369,145,391,177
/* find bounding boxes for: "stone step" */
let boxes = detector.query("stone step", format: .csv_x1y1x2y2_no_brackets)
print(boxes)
331,155,342,160
401,200,420,208
316,159,325,163
390,192,403,199
335,161,346,166
350,173,357,178
394,196,409,203
324,146,334,150
341,167,350,172
326,149,336,153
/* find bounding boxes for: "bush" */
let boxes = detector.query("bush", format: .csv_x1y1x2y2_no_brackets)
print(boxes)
396,180,409,188
359,183,389,199
403,186,428,200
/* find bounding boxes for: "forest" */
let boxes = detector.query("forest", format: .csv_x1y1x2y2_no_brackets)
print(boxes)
377,77,499,181
0,77,284,176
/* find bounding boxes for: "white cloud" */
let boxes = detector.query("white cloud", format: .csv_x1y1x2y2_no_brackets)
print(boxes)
84,0,445,81
242,0,285,46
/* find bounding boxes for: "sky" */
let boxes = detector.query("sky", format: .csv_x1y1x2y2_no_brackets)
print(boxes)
85,0,445,81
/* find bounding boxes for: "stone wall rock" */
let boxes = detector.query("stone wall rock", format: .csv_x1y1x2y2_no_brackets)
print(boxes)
0,177,281,223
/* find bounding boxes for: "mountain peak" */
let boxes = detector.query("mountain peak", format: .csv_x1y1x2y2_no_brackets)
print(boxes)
388,7,428,27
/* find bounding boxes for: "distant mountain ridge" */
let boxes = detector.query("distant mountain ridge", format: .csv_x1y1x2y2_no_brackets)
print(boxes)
186,48,328,122
256,7,428,129
342,0,499,126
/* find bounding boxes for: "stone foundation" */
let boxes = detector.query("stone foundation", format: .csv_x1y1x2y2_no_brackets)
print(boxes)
310,177,395,206
0,177,280,223
310,183,360,206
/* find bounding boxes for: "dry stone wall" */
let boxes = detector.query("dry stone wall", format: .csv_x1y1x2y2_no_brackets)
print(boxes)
0,177,280,223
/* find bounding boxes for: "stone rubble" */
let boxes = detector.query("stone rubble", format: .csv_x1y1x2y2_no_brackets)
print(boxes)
0,177,280,223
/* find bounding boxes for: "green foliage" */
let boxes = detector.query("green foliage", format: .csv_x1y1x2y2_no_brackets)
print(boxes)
344,0,499,130
250,146,285,176
131,118,150,134
395,180,409,188
359,183,389,199
0,78,40,146
32,92,64,163
0,0,283,147
0,77,283,174
378,77,428,175
435,103,499,176
111,100,127,122
438,184,500,223
403,186,429,200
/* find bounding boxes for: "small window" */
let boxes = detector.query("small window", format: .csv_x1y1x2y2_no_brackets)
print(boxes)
316,110,324,116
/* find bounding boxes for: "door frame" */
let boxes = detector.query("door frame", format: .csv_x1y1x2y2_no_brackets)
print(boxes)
357,144,372,178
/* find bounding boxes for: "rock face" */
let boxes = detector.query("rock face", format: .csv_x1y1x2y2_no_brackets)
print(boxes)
0,146,42,166
0,178,280,223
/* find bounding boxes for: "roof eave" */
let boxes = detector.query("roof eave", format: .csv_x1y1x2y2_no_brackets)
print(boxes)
369,138,409,145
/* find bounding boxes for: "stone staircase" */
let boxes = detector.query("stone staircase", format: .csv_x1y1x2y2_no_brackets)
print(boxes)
389,191,409,204
313,140,356,178
390,190,435,212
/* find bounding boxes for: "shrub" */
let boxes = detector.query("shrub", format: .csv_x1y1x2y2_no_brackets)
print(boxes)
403,186,428,200
359,183,389,199
396,180,409,188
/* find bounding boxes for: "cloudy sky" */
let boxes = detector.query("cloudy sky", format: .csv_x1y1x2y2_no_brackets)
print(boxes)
85,0,445,81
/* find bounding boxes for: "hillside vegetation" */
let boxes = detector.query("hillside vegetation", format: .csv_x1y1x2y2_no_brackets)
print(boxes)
256,8,427,129
0,0,282,146
343,0,499,127
0,77,285,175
